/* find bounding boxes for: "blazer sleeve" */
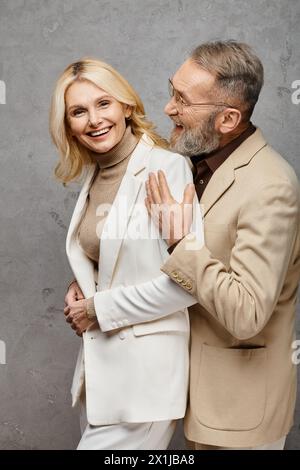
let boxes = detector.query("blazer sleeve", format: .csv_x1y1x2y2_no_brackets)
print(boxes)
93,153,203,332
161,179,300,340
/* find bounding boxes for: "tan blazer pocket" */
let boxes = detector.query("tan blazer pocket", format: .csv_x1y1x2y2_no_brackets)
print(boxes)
195,343,267,431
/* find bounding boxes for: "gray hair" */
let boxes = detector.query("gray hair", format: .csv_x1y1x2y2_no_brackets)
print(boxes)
191,40,264,120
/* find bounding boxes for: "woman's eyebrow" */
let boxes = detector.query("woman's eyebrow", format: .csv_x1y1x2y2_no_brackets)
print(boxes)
67,95,112,112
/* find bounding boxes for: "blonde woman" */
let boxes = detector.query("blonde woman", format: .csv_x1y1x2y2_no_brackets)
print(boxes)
50,59,203,450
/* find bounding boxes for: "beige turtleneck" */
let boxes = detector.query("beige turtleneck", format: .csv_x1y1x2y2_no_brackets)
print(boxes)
77,126,138,318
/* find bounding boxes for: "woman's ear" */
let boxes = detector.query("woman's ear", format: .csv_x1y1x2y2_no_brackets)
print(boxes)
124,104,133,119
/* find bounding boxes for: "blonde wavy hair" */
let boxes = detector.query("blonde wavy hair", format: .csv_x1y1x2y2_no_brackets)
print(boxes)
50,58,168,184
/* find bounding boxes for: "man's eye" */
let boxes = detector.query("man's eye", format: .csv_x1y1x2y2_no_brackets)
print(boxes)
178,95,187,105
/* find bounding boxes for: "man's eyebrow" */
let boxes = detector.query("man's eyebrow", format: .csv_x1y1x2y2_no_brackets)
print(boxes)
171,78,189,102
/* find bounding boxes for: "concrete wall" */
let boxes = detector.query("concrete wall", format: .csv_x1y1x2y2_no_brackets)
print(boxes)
0,0,299,450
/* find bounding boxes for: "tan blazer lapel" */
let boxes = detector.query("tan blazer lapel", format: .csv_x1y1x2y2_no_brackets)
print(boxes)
98,134,153,290
201,129,267,217
201,162,235,217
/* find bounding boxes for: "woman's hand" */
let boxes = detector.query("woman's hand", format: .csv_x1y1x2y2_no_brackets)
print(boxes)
64,299,95,336
64,280,85,307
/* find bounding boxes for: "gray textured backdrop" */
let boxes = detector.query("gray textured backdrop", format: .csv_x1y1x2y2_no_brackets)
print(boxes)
0,0,299,450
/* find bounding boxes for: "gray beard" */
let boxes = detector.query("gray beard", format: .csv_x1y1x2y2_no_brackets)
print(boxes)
170,114,221,157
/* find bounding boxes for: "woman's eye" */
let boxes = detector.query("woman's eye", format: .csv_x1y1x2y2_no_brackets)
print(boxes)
72,109,85,117
98,100,110,108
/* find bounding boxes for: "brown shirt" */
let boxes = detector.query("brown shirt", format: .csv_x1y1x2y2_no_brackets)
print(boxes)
191,123,256,200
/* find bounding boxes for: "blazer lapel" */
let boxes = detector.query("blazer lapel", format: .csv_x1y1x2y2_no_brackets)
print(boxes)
66,165,98,298
98,134,153,290
201,129,267,217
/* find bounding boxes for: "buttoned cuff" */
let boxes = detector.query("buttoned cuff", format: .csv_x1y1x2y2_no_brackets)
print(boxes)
161,233,208,295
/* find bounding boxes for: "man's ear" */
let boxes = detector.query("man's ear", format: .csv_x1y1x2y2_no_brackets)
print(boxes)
215,108,242,135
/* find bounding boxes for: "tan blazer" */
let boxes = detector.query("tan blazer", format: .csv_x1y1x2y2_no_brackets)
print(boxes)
162,129,300,448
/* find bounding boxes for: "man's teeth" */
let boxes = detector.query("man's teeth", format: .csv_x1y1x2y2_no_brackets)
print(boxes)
89,127,111,137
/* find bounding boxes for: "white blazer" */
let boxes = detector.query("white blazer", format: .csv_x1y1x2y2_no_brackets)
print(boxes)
66,134,203,425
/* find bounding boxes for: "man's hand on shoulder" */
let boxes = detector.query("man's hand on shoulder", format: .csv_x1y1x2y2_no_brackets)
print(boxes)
145,170,195,247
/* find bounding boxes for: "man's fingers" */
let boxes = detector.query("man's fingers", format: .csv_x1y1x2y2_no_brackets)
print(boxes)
158,170,173,202
183,183,195,205
145,181,154,205
148,173,162,204
145,197,151,215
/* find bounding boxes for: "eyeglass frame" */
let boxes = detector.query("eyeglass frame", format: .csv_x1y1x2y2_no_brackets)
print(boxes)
168,78,239,113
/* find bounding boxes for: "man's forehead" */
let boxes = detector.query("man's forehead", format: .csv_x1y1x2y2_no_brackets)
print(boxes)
172,59,215,97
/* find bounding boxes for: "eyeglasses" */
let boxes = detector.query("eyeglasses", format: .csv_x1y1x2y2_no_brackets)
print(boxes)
168,78,239,114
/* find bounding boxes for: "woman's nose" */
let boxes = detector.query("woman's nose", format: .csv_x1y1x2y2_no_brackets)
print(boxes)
88,109,103,128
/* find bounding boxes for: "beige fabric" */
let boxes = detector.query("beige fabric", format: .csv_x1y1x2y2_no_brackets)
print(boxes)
186,437,286,450
78,126,138,263
162,129,300,448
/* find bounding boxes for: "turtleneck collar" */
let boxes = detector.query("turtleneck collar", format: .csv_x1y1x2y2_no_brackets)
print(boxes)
91,125,138,169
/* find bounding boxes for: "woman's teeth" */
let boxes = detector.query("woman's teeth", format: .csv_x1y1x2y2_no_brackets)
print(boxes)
88,127,111,137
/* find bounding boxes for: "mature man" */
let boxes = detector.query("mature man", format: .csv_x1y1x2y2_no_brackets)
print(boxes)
145,41,300,450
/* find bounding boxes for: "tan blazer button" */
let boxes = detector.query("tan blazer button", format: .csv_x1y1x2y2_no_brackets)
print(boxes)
186,282,193,290
172,271,179,278
177,277,183,283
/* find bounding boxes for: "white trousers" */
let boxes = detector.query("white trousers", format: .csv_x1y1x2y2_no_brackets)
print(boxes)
77,398,176,450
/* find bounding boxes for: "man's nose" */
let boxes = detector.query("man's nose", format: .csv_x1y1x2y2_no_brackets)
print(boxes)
164,98,178,117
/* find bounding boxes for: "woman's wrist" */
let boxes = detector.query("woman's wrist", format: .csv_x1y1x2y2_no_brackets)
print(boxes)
86,297,97,320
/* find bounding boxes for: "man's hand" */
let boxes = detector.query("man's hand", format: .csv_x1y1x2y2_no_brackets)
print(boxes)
145,170,195,247
64,299,94,336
